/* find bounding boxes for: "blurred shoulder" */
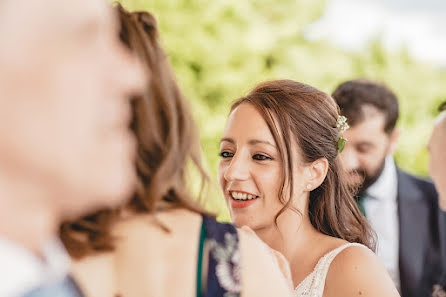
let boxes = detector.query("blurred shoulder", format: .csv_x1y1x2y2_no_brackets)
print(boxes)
111,209,203,268
71,250,116,297
113,208,202,239
111,209,203,296
238,227,293,297
324,244,399,297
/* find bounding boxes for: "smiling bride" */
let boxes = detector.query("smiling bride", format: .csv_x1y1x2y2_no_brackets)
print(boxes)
218,80,400,297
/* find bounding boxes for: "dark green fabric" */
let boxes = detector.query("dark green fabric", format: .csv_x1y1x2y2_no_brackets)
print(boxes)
196,217,206,297
357,193,367,217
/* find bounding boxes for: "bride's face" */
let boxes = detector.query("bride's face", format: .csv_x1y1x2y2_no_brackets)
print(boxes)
218,103,300,230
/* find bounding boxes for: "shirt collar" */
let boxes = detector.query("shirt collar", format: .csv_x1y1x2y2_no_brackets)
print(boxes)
365,155,398,202
0,237,71,297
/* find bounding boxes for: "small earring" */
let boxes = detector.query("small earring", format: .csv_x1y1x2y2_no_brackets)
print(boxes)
306,184,312,190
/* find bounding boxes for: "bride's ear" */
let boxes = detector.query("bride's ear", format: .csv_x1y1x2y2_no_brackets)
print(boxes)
304,158,329,192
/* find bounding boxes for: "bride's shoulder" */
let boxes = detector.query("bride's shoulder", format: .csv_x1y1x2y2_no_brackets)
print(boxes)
328,242,375,268
324,243,400,297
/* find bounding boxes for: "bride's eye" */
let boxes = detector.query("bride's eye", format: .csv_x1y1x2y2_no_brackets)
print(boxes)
220,151,234,158
253,154,272,161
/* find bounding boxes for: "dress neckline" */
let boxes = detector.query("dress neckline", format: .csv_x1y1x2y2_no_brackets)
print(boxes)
294,242,360,290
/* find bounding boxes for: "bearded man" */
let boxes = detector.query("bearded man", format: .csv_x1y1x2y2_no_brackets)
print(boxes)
332,79,441,297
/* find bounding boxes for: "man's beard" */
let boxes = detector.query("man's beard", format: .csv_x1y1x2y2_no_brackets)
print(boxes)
349,158,386,198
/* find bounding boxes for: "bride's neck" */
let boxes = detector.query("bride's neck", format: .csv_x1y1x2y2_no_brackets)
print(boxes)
254,209,319,259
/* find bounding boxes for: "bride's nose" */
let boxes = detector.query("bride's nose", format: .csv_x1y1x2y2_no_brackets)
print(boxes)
224,153,250,182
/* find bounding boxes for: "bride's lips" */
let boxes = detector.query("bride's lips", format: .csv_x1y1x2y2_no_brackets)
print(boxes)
228,190,260,209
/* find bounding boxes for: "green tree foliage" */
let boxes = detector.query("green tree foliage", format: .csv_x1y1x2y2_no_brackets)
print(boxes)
118,0,446,220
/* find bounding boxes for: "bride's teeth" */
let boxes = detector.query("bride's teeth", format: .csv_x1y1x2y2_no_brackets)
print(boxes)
230,191,258,200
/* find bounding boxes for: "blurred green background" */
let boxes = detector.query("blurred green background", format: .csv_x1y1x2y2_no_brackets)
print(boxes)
118,0,446,221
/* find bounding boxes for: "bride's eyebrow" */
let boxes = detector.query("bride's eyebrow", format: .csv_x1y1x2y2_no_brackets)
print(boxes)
220,137,234,144
248,139,276,148
219,138,277,149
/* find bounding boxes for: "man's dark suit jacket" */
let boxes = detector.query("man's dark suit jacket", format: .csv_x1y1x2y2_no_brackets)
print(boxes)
416,208,446,297
397,169,442,297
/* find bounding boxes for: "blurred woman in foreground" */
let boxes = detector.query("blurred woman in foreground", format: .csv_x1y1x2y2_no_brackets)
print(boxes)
60,5,292,297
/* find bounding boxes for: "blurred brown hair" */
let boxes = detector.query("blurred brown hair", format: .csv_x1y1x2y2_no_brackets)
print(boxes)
332,79,399,134
60,4,212,259
439,101,446,112
231,80,376,250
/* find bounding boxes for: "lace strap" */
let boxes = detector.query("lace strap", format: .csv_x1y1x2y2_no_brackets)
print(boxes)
311,243,366,296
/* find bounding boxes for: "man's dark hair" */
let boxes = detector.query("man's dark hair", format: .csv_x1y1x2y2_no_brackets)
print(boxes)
439,101,446,112
332,79,399,134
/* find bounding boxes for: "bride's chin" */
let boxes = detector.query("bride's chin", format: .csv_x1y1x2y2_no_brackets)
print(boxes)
233,218,262,232
231,216,251,228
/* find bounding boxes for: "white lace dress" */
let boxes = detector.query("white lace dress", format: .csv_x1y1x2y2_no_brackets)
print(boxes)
294,243,366,297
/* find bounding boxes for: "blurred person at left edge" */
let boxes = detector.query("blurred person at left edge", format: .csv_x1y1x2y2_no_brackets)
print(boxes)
0,0,145,296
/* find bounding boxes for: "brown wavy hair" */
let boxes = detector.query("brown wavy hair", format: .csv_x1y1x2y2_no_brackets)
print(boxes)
439,100,446,112
60,4,212,259
332,79,399,134
231,80,376,250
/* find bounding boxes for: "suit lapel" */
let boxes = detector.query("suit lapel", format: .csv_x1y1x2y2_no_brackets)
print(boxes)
397,169,428,297
439,211,446,285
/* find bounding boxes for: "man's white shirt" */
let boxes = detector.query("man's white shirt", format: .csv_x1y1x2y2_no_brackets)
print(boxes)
0,237,70,297
364,155,401,291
